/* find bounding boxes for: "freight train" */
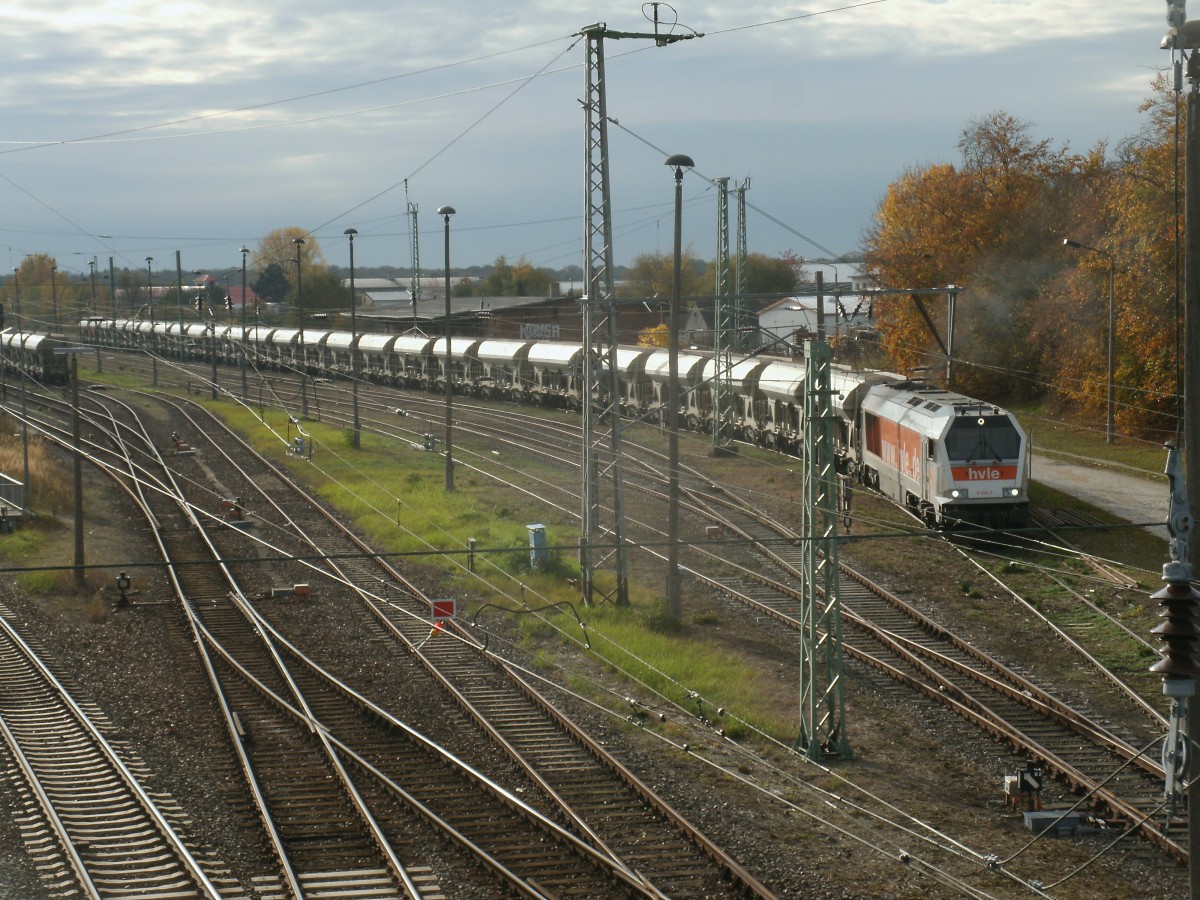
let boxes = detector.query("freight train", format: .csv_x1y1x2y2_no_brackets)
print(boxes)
71,318,1029,528
0,329,71,384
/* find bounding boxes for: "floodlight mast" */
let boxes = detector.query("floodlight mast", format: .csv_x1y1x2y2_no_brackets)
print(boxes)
578,19,700,609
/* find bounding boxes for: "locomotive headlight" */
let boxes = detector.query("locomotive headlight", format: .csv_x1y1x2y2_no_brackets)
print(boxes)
977,417,985,426
1009,488,1021,497
950,489,961,499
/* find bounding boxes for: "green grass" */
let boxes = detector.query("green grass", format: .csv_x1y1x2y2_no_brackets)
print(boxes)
1007,398,1170,474
92,375,1175,746
17,569,65,595
198,397,796,742
0,526,47,559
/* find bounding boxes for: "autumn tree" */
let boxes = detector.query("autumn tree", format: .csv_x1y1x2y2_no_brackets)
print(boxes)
638,323,669,347
250,227,349,322
865,111,1091,397
1043,75,1179,437
2,253,72,330
253,227,327,290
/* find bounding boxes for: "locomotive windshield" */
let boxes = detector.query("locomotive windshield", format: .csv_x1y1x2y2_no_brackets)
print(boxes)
945,416,1021,462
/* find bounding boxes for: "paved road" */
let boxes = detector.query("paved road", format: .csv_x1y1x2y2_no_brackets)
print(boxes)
1030,453,1169,539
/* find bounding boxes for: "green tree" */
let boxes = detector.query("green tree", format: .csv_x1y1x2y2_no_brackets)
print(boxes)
476,256,553,297
253,263,291,305
703,252,796,296
621,249,707,300
297,268,352,311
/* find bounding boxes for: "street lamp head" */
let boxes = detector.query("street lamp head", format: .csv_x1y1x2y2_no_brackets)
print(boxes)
1062,237,1111,258
344,228,358,237
437,205,456,218
665,153,695,169
239,245,249,256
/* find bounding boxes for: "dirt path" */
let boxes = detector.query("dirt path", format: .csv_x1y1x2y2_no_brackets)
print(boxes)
1031,452,1169,538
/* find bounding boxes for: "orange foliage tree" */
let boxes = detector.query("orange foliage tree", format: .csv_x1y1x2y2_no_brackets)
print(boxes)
866,112,1109,402
1045,75,1182,438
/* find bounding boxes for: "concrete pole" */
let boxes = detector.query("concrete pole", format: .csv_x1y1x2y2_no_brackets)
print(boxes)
666,156,692,620
345,228,361,449
175,251,185,362
71,355,85,588
1106,259,1116,444
240,246,249,403
1184,58,1200,896
438,207,455,492
815,270,825,342
294,238,308,418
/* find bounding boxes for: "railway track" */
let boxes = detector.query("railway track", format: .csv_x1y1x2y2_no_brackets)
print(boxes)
155,392,773,899
9,381,772,900
245,372,1189,870
0,598,234,898
2,355,1180,897
673,480,1184,861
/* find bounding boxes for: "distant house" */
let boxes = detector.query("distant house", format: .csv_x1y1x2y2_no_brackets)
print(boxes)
346,277,412,308
757,294,873,353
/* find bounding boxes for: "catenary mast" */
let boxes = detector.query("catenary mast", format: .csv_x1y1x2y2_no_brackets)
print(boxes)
578,16,699,605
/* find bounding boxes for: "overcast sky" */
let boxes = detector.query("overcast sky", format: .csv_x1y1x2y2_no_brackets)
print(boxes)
0,1,1172,279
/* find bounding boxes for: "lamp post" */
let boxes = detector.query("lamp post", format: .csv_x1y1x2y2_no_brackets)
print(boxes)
145,256,154,323
294,237,308,418
50,261,58,330
11,267,29,507
240,245,249,402
11,268,20,334
88,259,97,315
437,206,455,492
665,153,693,621
99,234,116,318
176,252,186,362
1063,239,1116,443
809,260,839,287
344,228,361,449
810,261,838,342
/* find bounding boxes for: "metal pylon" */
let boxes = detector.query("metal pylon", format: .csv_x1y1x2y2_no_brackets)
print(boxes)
578,20,698,607
795,340,852,761
734,179,750,353
580,26,630,607
408,201,420,320
712,177,736,454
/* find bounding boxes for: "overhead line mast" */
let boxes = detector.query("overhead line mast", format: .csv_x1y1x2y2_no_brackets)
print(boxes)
578,15,699,607
734,179,750,354
712,177,736,456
